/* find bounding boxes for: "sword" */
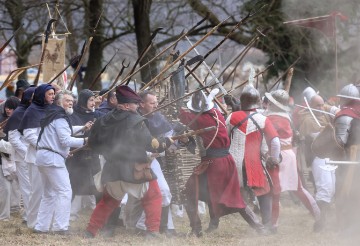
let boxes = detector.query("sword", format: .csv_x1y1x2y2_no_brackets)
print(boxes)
304,96,322,127
325,158,360,165
185,36,227,95
295,104,335,116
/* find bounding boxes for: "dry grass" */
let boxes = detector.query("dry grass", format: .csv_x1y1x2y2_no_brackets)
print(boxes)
0,196,358,246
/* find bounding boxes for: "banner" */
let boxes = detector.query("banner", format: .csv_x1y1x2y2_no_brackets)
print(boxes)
42,37,66,86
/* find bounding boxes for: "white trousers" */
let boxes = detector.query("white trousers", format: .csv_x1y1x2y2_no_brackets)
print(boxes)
312,157,336,203
27,163,44,228
10,177,21,212
15,161,30,220
0,168,11,220
34,166,72,232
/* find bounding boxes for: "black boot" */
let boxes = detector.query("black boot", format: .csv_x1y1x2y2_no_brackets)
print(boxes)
313,200,329,233
205,217,219,233
239,206,268,235
159,205,170,234
102,207,121,237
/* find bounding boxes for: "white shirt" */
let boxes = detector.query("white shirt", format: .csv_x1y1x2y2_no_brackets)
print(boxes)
8,129,28,162
35,118,84,167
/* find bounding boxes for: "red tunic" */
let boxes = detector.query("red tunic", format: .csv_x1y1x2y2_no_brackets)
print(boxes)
228,110,278,196
179,108,245,216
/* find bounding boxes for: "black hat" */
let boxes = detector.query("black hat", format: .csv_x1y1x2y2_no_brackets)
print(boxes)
16,79,30,90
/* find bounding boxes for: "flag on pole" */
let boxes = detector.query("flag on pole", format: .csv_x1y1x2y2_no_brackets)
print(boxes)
283,11,348,38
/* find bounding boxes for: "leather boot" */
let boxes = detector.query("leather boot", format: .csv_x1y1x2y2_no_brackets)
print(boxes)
239,206,268,235
159,205,170,234
205,217,219,233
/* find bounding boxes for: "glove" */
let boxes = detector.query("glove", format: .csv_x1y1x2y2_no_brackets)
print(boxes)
266,156,280,169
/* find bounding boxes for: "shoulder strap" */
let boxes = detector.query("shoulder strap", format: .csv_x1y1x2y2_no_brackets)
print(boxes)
230,112,257,138
248,113,264,137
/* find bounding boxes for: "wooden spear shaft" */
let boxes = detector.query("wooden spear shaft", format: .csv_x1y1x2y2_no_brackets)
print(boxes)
140,17,231,91
67,37,93,90
115,15,209,88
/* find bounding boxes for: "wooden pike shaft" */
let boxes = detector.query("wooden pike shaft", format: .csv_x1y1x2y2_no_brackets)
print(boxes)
140,17,231,91
269,57,300,91
116,15,209,88
171,126,216,140
67,37,93,90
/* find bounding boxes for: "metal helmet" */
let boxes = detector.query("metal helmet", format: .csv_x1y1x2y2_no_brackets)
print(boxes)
337,84,360,98
265,89,290,112
240,84,261,110
302,87,317,102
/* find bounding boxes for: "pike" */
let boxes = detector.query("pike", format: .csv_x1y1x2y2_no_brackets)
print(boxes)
141,16,231,91
269,57,301,91
0,24,23,54
219,62,274,96
125,27,163,85
67,38,92,90
34,18,57,86
325,158,360,165
106,59,130,92
185,36,227,95
295,104,335,116
222,39,256,86
0,64,40,91
283,67,294,93
203,32,265,88
184,66,228,115
89,49,119,90
67,10,103,90
171,126,216,140
115,14,209,88
47,54,81,84
304,96,322,127
184,6,268,81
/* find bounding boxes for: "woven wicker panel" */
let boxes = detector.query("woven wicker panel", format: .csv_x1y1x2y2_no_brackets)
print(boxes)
162,147,200,205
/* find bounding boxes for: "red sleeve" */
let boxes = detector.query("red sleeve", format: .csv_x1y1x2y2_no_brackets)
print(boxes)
263,118,279,145
179,108,196,127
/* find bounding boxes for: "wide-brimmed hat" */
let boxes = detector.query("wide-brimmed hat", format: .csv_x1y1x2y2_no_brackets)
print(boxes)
265,89,291,112
187,88,219,112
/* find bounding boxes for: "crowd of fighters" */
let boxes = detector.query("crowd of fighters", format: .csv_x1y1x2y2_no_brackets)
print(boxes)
0,78,359,238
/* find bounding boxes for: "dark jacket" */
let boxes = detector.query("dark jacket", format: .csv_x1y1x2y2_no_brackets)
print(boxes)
66,90,102,195
88,109,168,184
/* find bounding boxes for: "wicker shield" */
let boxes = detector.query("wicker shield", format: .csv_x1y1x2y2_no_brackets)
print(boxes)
311,123,346,160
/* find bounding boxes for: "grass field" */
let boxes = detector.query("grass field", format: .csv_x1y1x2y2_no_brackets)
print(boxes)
0,196,358,246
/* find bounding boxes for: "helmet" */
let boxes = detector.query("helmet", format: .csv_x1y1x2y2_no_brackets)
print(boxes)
265,89,290,112
302,87,317,102
337,84,359,98
187,88,219,112
240,85,261,110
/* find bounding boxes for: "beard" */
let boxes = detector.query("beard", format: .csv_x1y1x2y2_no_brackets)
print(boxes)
65,108,74,115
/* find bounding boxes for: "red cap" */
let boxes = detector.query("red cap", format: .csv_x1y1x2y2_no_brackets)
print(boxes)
116,85,143,104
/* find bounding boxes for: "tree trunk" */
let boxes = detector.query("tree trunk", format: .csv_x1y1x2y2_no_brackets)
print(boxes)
132,0,157,86
82,0,104,91
5,0,30,80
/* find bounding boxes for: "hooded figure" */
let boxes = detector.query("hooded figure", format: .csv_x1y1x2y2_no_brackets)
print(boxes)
18,84,55,131
17,83,55,229
5,87,36,223
66,89,102,197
